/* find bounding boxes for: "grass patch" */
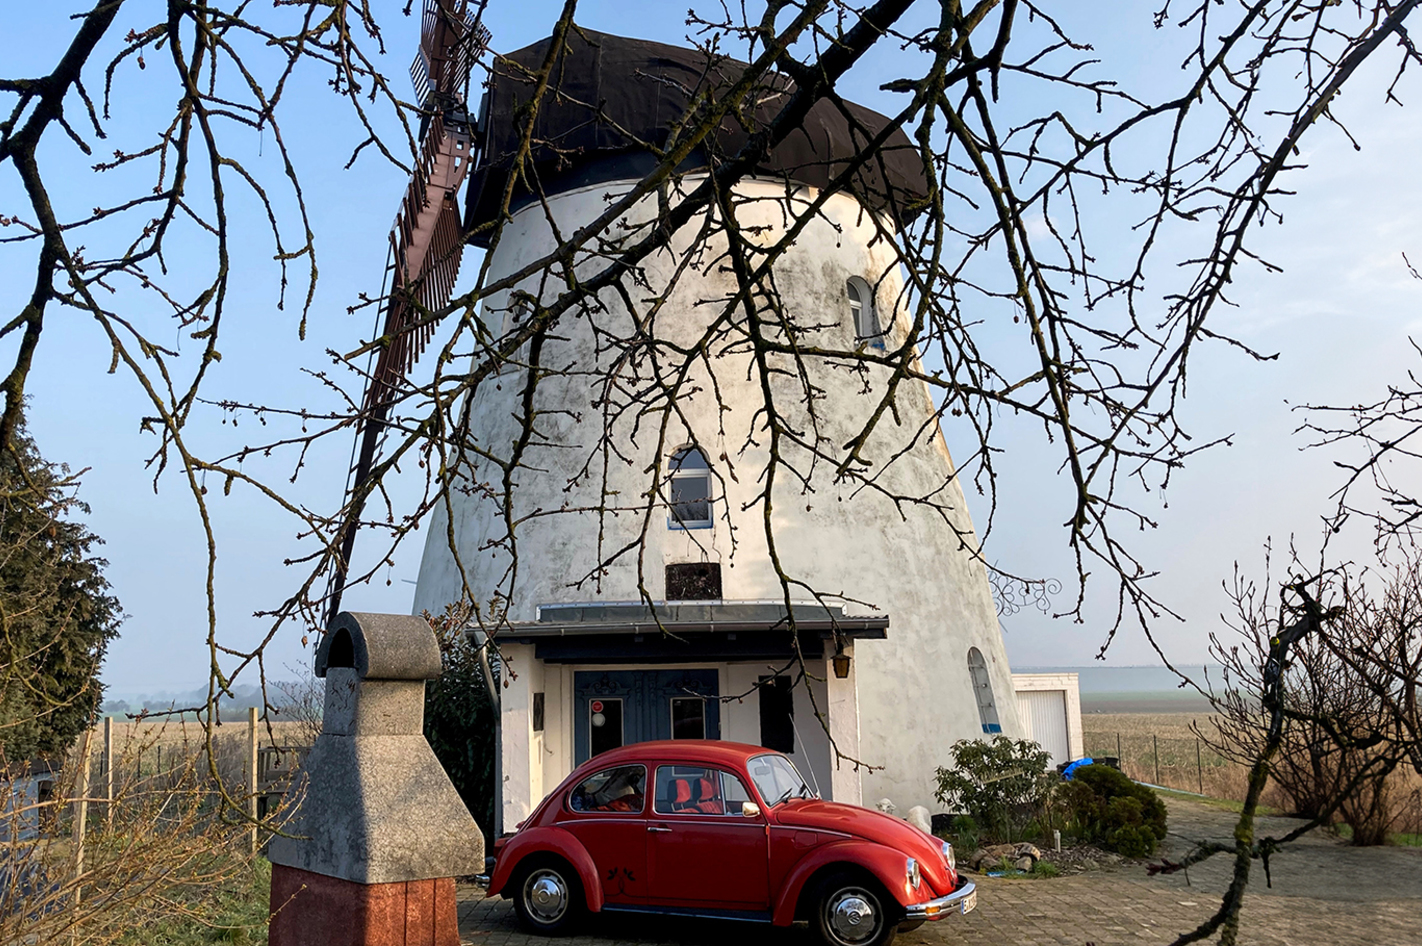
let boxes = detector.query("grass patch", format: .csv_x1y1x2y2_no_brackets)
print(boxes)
117,858,270,945
983,857,1062,880
1152,786,1278,816
1331,823,1422,846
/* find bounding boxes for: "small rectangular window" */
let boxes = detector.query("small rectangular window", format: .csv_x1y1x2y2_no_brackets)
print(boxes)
758,675,795,754
666,562,722,600
670,473,711,525
532,692,545,732
671,697,706,739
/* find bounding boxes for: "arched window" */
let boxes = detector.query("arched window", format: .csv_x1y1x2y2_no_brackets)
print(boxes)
669,446,712,528
967,647,1002,733
846,276,883,348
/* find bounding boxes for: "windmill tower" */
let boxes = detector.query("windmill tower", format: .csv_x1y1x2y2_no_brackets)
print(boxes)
325,0,489,624
413,30,1025,826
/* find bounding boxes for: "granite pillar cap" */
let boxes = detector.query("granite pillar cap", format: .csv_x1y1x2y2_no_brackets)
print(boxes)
315,611,442,680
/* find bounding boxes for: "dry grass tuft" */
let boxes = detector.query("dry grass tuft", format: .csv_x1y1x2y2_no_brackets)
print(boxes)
0,716,304,944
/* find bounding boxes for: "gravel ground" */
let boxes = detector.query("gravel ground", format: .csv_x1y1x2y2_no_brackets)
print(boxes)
1150,794,1422,901
459,795,1422,946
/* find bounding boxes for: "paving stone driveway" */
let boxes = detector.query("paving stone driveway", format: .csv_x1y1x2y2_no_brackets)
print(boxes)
459,797,1421,946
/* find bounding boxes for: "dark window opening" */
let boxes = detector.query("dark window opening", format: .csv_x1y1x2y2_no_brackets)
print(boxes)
758,675,795,754
532,692,545,732
326,628,355,669
671,697,707,739
666,562,722,600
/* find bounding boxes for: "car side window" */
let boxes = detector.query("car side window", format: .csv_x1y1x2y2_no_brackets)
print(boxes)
654,765,752,816
721,770,753,811
568,764,646,814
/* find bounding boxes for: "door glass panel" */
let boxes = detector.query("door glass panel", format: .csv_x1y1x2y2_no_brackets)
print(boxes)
569,764,646,813
655,765,727,815
589,697,624,757
670,697,706,739
720,771,754,814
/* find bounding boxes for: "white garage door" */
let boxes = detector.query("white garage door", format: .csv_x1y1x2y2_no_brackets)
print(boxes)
1017,689,1070,767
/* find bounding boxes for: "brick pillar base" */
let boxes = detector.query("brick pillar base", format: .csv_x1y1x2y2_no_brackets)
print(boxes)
269,864,459,946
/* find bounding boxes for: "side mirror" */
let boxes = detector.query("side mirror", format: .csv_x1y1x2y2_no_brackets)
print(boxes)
742,801,761,818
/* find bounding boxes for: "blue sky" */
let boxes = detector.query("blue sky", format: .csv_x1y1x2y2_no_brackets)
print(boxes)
2,2,1420,697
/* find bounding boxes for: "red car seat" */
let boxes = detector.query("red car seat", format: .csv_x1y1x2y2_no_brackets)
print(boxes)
671,778,695,812
694,776,724,814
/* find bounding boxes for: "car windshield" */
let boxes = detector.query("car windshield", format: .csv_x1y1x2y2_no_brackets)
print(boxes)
747,753,809,806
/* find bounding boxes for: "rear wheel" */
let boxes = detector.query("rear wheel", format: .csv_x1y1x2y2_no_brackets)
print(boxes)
512,858,584,935
812,871,899,946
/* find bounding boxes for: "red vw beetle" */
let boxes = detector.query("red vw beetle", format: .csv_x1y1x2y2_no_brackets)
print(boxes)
480,741,976,946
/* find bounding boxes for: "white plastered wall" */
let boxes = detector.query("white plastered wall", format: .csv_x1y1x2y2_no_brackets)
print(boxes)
416,177,1024,817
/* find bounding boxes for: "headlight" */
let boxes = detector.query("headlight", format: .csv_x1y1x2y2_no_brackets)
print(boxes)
906,857,921,890
941,840,955,872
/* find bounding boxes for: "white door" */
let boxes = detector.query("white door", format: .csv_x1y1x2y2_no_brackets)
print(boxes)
1017,689,1070,766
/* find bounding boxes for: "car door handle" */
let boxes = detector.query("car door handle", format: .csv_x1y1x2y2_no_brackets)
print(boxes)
647,826,672,833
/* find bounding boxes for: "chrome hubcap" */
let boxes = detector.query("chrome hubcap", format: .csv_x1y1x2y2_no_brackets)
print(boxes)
523,869,569,923
827,889,879,945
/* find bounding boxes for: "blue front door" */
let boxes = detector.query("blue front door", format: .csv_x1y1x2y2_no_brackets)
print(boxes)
573,669,720,764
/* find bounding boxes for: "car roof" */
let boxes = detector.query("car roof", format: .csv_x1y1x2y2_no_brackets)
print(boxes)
576,740,778,770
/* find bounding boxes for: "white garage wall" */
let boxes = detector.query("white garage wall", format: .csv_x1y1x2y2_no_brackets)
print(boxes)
1011,672,1084,767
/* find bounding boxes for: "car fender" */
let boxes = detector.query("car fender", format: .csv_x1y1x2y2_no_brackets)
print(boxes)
771,839,917,926
486,826,603,912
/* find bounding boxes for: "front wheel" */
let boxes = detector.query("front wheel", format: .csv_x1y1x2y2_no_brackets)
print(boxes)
512,859,584,935
813,872,899,946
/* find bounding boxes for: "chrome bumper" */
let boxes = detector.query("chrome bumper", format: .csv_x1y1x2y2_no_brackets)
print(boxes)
904,881,977,921
473,874,491,890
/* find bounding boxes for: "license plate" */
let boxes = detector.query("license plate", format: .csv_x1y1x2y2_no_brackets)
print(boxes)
960,891,977,915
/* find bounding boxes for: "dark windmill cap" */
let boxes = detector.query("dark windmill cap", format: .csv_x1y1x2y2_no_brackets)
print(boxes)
463,29,929,245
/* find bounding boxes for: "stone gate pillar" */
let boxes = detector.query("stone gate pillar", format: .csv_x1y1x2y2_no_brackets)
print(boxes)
268,611,484,946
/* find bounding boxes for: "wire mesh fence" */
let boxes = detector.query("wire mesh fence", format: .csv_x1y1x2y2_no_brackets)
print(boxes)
1082,728,1247,799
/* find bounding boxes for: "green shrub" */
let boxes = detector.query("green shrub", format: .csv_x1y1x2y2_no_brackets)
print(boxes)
1057,764,1168,856
423,603,498,841
933,737,1054,843
942,814,980,854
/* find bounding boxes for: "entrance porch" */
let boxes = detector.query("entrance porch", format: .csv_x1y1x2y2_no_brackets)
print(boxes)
492,602,887,829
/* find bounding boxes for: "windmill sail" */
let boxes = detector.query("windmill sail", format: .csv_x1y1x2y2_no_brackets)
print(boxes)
325,0,489,626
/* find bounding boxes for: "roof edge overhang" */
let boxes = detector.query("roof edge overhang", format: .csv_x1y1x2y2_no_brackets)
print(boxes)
498,616,888,641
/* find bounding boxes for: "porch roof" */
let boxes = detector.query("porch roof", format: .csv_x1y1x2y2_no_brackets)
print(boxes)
497,601,887,664
508,601,888,639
